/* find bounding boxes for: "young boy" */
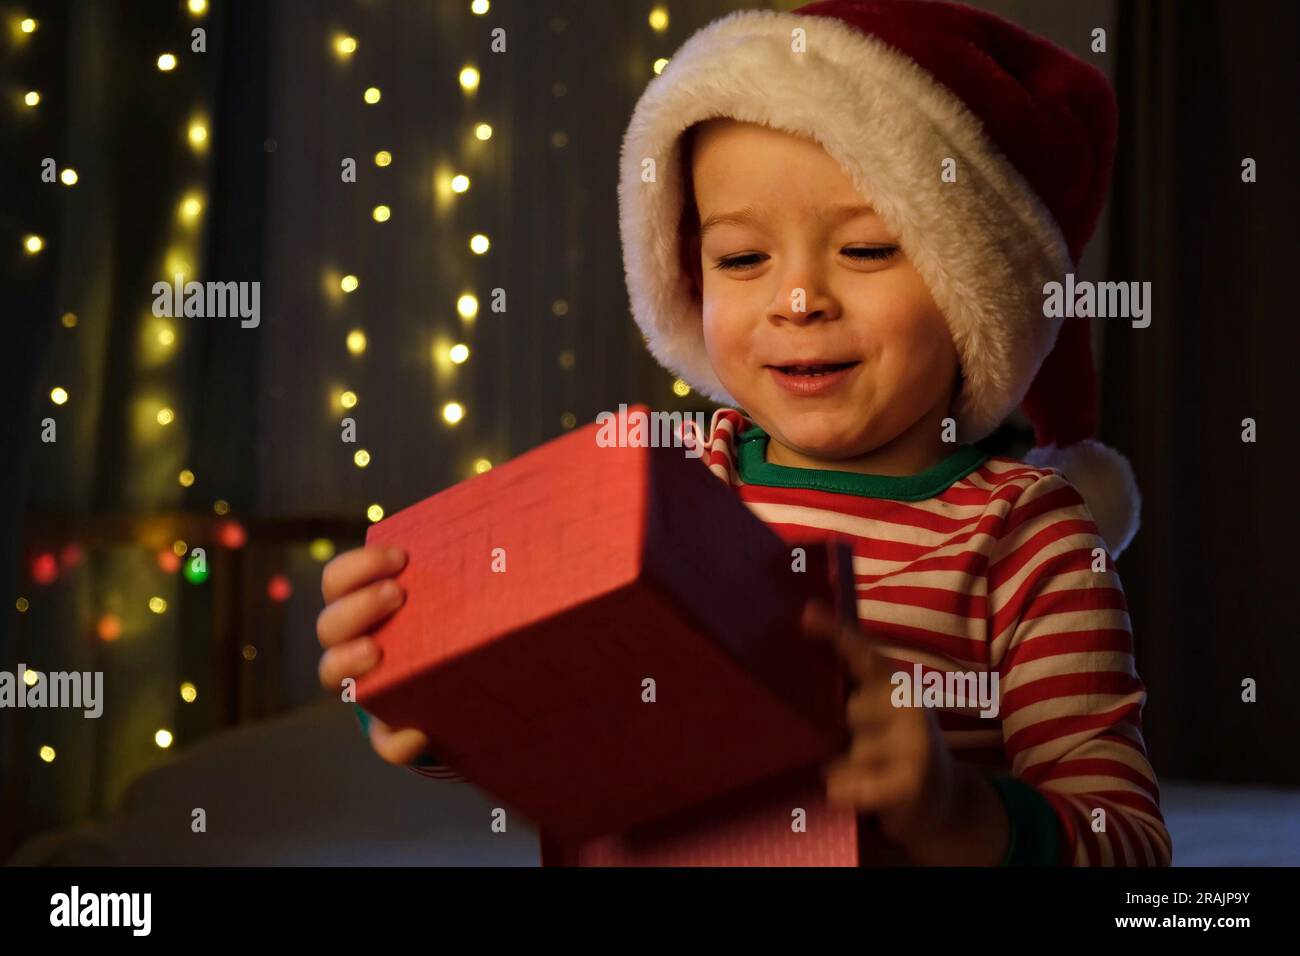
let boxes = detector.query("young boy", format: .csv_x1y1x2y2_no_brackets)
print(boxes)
317,0,1170,865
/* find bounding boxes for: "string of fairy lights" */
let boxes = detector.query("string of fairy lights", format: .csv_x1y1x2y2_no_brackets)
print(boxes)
11,0,288,767
12,2,687,769
330,2,498,530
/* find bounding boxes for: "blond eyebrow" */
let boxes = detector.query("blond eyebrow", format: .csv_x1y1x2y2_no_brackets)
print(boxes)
699,205,764,236
699,202,879,236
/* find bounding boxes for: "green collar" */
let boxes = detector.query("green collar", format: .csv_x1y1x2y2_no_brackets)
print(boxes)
736,424,989,501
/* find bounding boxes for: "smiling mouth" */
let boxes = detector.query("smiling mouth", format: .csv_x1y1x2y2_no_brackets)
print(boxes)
767,361,859,376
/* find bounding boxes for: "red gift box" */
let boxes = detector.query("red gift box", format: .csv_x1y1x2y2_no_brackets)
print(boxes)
358,405,853,844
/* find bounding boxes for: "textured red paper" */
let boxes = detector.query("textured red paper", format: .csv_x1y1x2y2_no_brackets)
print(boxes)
357,405,851,843
557,535,864,867
564,768,860,866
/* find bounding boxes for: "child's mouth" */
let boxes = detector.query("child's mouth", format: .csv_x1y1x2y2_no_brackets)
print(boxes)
771,362,857,376
767,361,860,395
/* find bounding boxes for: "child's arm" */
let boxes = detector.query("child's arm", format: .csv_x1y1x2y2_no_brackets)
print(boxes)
988,471,1172,866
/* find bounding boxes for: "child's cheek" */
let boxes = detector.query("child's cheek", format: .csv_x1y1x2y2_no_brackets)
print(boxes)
701,293,750,382
856,278,949,361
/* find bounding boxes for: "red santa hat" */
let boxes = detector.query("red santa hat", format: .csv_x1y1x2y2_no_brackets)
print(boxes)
618,0,1141,556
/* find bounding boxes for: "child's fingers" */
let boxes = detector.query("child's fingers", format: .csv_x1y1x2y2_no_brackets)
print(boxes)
830,623,883,685
369,717,431,766
845,684,896,735
824,756,917,812
801,598,882,683
317,639,381,693
321,546,407,604
800,597,840,641
316,579,405,649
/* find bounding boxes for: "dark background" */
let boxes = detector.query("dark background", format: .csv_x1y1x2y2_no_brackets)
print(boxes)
1,0,1297,859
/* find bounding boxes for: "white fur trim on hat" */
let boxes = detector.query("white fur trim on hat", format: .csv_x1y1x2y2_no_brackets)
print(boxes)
618,9,1072,441
1024,439,1141,558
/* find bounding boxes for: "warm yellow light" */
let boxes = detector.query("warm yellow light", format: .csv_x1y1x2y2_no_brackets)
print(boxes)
363,86,381,104
24,234,44,254
672,379,691,397
179,193,203,222
473,458,492,474
23,90,40,107
649,7,669,31
50,387,68,405
653,58,669,75
39,745,55,763
188,0,208,15
308,538,335,562
471,0,490,14
178,469,195,487
450,174,470,194
442,402,466,425
334,35,357,57
353,449,371,468
188,121,208,148
60,168,78,186
155,729,174,749
449,343,470,364
457,293,479,319
213,499,230,515
374,150,392,167
163,248,192,279
469,233,489,255
24,669,39,687
15,597,29,613
242,644,257,661
149,596,168,614
61,312,78,328
367,504,384,523
156,406,175,425
20,17,37,33
459,66,480,91
372,204,390,222
474,123,493,141
173,539,188,556
346,329,367,354
180,682,198,703
340,390,358,409
158,326,176,347
158,53,178,72
340,274,359,293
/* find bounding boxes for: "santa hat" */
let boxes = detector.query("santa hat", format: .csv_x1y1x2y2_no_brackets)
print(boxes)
618,0,1140,557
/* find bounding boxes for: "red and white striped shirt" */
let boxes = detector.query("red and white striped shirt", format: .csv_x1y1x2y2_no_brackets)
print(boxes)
686,407,1171,866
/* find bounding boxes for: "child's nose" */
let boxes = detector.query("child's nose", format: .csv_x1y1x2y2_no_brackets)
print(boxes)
767,277,842,325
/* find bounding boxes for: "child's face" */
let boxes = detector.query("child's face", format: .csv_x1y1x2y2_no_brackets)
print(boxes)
688,119,959,464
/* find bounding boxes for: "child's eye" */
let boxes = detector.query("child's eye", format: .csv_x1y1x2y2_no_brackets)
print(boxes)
714,253,767,272
842,245,899,262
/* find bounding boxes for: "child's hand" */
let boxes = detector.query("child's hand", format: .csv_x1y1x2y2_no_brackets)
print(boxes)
317,546,430,765
801,598,1004,863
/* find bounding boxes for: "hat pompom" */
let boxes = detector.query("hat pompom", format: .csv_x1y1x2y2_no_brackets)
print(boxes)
1024,440,1141,559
